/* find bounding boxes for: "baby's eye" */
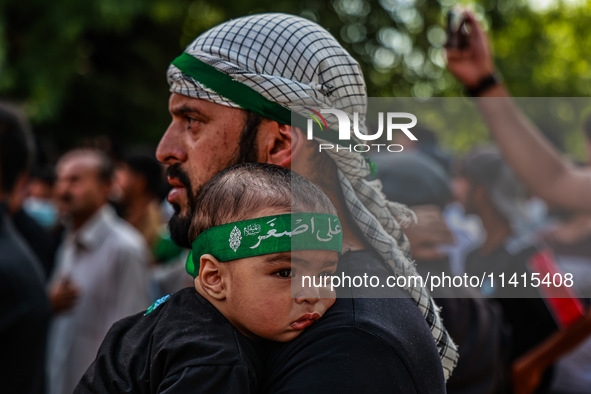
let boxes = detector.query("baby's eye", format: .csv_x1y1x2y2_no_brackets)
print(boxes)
275,269,292,278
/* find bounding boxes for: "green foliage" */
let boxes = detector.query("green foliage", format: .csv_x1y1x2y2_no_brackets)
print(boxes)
1,0,590,156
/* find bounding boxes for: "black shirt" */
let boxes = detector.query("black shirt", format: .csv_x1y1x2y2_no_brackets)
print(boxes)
10,208,56,279
466,243,558,360
0,204,51,394
416,258,511,393
76,287,262,393
262,250,446,393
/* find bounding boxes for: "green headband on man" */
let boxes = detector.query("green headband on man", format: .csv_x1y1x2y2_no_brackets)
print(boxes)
171,53,378,176
186,213,342,277
172,53,345,146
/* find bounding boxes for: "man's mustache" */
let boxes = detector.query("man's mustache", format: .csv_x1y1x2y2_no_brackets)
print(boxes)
59,193,73,204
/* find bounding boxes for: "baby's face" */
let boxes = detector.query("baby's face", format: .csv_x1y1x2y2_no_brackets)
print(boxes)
222,249,338,342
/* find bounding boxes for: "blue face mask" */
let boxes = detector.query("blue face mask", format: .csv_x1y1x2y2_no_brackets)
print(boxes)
23,197,58,228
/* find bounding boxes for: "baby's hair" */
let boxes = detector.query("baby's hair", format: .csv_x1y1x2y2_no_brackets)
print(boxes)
189,163,337,241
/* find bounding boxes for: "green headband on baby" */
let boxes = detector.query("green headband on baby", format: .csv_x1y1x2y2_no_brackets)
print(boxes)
186,213,342,277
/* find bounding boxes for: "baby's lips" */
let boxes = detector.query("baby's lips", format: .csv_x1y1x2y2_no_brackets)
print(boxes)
290,312,322,330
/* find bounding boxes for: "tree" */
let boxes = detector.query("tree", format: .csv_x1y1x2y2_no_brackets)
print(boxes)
1,0,589,155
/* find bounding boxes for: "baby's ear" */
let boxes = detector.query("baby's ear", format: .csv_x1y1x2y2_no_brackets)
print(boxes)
198,254,226,300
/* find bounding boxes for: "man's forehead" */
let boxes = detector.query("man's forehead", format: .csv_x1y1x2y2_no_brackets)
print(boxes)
57,155,100,177
168,93,239,116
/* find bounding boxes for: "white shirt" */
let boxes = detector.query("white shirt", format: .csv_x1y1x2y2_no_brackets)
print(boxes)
47,205,150,394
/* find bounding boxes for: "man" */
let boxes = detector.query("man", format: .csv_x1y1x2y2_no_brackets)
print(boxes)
446,11,591,213
374,150,509,393
157,13,456,391
0,103,51,394
446,12,591,393
7,163,56,279
47,149,150,394
458,146,557,359
115,149,167,257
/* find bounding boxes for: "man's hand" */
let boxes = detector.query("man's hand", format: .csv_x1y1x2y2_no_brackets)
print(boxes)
404,205,454,261
445,11,495,88
49,277,80,314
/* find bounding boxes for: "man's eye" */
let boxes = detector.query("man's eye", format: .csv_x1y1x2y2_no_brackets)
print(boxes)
185,116,199,125
276,269,292,278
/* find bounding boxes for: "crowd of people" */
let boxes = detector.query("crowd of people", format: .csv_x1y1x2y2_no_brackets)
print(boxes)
1,9,590,394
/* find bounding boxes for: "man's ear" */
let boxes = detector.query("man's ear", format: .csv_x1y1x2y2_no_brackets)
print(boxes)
198,254,227,300
256,121,305,168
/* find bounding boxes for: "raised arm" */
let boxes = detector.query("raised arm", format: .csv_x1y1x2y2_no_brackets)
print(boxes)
446,12,591,212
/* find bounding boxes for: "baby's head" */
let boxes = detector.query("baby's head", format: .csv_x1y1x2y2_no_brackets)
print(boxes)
187,163,341,342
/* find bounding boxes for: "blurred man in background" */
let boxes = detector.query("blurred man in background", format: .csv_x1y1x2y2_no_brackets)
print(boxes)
373,150,509,393
47,149,149,394
115,149,167,258
115,149,188,297
0,103,51,394
446,11,591,393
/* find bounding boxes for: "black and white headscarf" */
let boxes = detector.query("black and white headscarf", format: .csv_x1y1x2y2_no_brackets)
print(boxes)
167,13,458,379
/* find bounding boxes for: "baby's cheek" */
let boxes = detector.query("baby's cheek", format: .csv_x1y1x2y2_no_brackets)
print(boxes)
322,297,336,312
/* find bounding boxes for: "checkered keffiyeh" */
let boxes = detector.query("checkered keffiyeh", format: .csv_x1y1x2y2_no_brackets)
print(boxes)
167,13,458,379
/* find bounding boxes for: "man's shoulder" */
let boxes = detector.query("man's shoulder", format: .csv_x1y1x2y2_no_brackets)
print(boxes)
334,251,442,354
263,250,446,393
103,214,148,252
263,298,445,393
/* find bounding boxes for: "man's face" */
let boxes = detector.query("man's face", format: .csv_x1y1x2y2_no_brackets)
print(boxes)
453,176,483,216
156,93,259,247
114,164,139,207
220,249,338,342
54,156,109,223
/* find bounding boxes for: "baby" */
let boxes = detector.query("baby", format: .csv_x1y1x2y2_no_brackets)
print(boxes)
76,163,341,393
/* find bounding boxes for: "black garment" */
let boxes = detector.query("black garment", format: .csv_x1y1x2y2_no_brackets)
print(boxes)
262,250,446,394
466,244,558,360
76,287,262,394
0,203,51,394
416,258,511,394
437,297,510,394
11,208,56,279
466,243,558,393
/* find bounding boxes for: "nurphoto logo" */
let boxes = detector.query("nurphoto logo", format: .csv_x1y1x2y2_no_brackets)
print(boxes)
305,108,418,153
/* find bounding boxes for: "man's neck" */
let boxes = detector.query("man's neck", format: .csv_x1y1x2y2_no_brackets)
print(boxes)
71,206,103,232
478,205,512,254
305,166,368,252
294,143,369,252
323,187,369,253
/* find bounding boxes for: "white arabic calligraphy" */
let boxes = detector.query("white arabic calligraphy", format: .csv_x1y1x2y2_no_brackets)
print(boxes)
249,217,342,249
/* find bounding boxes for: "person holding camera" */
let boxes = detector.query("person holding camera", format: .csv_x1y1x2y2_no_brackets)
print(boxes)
445,10,591,394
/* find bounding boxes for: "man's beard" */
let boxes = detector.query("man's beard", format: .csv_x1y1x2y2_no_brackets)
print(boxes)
168,111,262,248
167,163,196,248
